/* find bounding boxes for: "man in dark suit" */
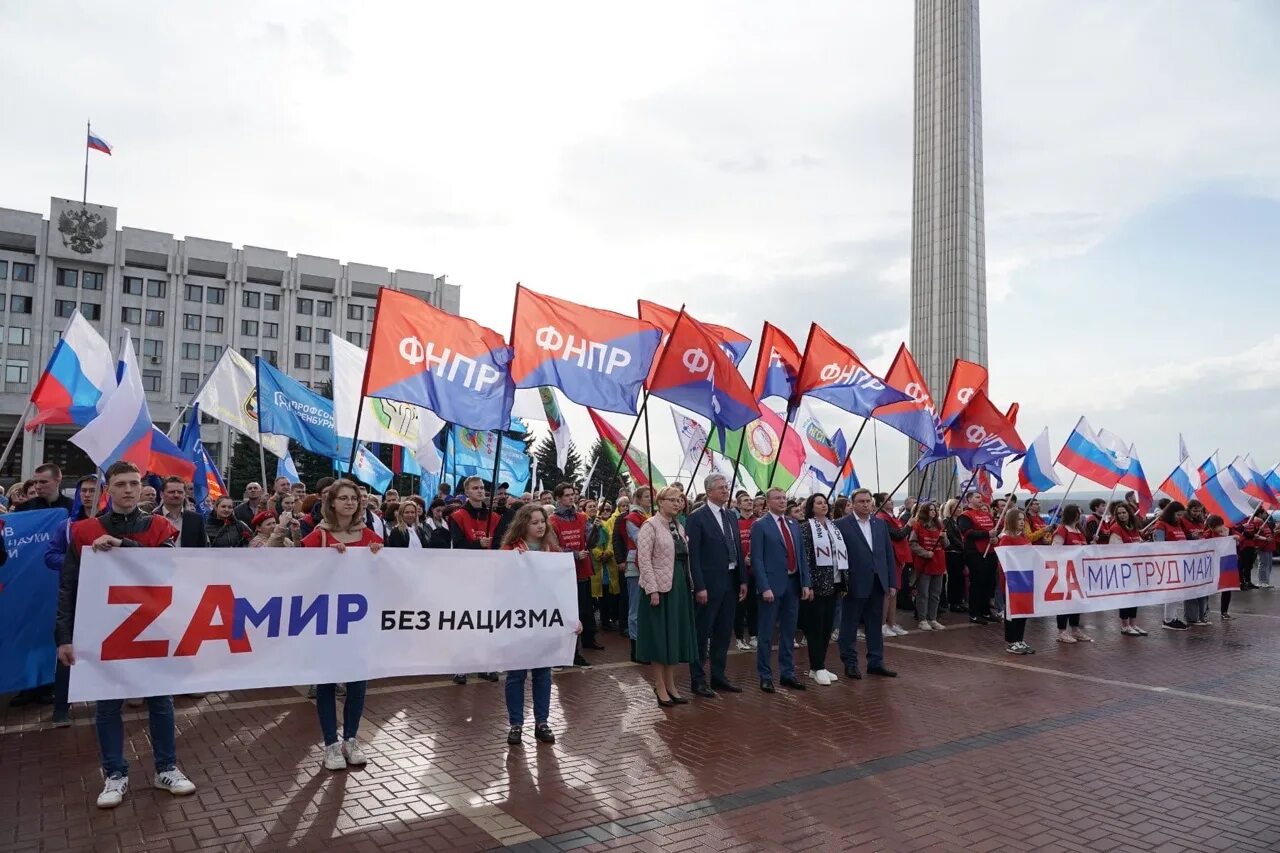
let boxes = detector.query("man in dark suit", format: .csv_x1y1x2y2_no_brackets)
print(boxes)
750,487,812,693
834,488,899,679
687,473,747,697
156,476,210,548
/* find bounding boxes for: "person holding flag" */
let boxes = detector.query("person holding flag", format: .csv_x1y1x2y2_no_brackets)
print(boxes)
994,508,1035,655
1050,506,1092,644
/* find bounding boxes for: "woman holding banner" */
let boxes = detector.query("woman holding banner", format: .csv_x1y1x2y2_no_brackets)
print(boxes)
1154,501,1194,630
500,503,581,746
1102,502,1147,636
995,508,1035,655
1051,505,1092,644
300,478,383,771
1207,515,1239,619
635,486,698,707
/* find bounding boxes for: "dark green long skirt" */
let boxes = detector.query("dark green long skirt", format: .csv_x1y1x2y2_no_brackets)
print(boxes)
635,554,698,665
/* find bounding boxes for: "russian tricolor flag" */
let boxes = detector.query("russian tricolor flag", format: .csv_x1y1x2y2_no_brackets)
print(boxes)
1157,457,1200,506
1118,445,1153,515
1195,470,1256,525
69,330,153,470
1017,427,1061,494
87,129,112,155
1055,416,1127,488
27,311,117,430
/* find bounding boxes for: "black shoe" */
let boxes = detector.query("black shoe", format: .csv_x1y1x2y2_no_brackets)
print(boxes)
584,641,606,651
453,674,467,685
759,680,776,693
950,605,968,613
867,665,898,678
629,640,638,663
478,672,500,682
534,723,555,744
573,654,591,668
779,676,807,691
691,684,717,699
969,616,989,625
668,694,689,704
507,725,522,745
654,689,675,708
7,689,36,708
844,666,863,680
710,680,742,693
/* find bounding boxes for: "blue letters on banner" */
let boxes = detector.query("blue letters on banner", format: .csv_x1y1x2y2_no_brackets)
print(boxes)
0,509,69,693
256,358,340,458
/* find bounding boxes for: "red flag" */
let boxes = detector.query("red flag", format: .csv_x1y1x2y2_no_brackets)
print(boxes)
1005,402,1019,426
751,322,802,402
794,324,910,418
944,389,1024,473
638,300,752,366
644,308,757,431
875,344,945,452
938,359,989,428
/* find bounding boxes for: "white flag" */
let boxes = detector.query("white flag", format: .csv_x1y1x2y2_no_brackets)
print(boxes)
332,336,444,475
670,408,734,486
195,349,288,457
1178,433,1189,464
793,399,844,487
512,387,571,470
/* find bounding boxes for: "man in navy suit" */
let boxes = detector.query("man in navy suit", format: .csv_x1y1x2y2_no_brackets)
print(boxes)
687,473,748,697
750,487,812,693
834,488,899,679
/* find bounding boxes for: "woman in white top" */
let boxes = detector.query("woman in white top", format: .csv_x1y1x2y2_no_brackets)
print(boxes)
798,494,848,686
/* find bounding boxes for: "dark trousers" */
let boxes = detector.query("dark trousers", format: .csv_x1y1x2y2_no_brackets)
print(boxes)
1119,607,1137,619
838,581,886,670
801,594,837,672
53,660,71,719
577,579,597,646
756,574,801,681
1221,591,1232,614
1004,617,1026,643
945,551,966,607
1056,613,1080,629
690,572,737,687
1240,549,1257,588
600,590,620,630
735,574,758,639
965,551,997,617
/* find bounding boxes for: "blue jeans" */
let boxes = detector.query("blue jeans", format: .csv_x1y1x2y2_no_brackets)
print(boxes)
316,682,367,746
1258,551,1274,585
504,668,551,726
627,576,641,640
95,696,176,777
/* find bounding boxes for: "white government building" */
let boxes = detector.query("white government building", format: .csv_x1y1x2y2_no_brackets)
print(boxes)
0,196,459,482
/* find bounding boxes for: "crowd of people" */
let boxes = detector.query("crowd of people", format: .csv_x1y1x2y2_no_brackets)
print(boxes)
2,461,1273,811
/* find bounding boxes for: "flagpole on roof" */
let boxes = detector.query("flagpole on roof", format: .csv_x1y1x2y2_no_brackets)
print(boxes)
83,119,90,207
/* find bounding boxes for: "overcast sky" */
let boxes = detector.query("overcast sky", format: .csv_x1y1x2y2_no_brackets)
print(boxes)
4,1,1278,493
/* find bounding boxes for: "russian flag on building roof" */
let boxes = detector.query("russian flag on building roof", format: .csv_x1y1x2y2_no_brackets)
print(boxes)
1157,457,1200,506
1055,416,1127,488
1017,427,1061,494
1195,470,1255,525
69,330,153,470
87,129,113,155
27,311,117,430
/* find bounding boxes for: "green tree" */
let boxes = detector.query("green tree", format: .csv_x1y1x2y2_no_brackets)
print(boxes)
227,431,278,497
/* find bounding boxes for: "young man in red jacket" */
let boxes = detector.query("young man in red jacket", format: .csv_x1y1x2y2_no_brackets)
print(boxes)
550,482,599,666
55,460,197,809
447,475,501,683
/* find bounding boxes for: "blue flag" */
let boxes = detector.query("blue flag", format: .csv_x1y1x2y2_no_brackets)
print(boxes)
400,447,423,477
179,404,228,511
449,426,532,493
256,358,339,458
337,443,394,493
0,509,69,692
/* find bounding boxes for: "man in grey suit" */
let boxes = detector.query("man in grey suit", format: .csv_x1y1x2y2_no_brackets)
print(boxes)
686,473,747,697
834,488,899,679
750,488,812,693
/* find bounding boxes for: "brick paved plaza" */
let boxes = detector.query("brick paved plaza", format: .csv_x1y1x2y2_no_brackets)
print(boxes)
4,593,1280,853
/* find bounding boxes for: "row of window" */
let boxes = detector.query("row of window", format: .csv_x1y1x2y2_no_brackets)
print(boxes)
0,261,35,282
57,269,104,290
182,314,225,333
3,294,33,313
123,277,169,298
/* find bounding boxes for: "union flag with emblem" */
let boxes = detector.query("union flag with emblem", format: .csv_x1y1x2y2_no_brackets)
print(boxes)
364,288,514,431
793,324,910,418
511,285,661,415
645,308,756,431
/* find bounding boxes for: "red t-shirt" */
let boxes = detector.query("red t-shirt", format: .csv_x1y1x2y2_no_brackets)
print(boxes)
1156,520,1187,541
737,516,753,561
1104,525,1143,544
549,511,591,580
912,523,947,576
300,526,383,548
878,510,913,570
1053,526,1086,546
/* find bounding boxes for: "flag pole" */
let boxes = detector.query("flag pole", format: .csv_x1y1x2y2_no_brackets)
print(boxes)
913,461,934,505
873,420,881,492
767,323,814,490
612,304,687,494
682,428,714,497
873,468,914,515
438,422,451,491
0,401,34,474
827,417,869,501
643,400,655,510
83,119,90,207
348,288,387,474
728,430,748,498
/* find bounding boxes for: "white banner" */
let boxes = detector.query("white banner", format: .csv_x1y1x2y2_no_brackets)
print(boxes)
996,538,1238,618
194,349,289,457
68,548,577,701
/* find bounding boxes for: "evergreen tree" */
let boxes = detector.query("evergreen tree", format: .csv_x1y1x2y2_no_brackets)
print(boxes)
227,431,278,497
531,435,581,491
583,439,628,501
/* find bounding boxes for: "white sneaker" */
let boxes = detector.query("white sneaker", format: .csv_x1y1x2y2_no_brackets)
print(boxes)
153,768,196,796
830,629,840,641
749,637,758,649
810,669,833,686
97,775,129,808
856,629,866,640
322,742,346,771
736,639,751,651
342,738,368,766
819,668,839,682
929,620,946,630
891,625,909,636
917,621,933,631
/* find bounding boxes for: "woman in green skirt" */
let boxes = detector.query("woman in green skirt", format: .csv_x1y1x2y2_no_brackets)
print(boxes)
635,486,699,707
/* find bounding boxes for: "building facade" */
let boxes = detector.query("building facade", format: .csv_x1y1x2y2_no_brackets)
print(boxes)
0,197,459,482
908,0,989,501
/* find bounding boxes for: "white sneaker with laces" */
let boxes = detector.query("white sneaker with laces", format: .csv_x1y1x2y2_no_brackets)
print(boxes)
929,620,946,630
342,738,368,766
917,621,933,631
153,768,196,796
819,668,839,682
736,639,751,651
323,742,346,771
892,625,909,636
811,669,833,686
97,775,129,808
